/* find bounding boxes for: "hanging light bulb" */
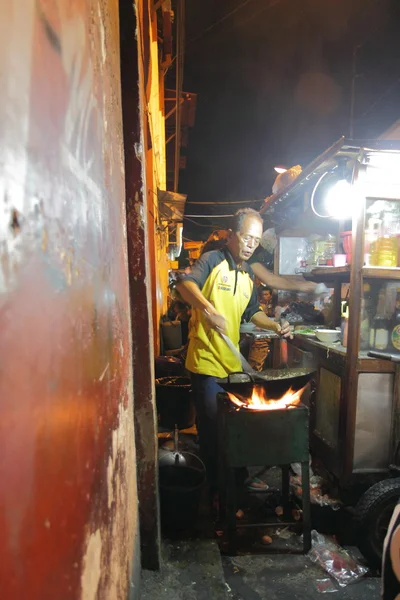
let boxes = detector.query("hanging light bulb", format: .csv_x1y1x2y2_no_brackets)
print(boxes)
324,179,354,218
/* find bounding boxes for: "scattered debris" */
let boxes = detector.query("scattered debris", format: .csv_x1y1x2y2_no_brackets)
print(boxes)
315,578,339,593
236,509,245,520
261,535,273,545
275,505,284,517
308,530,368,587
291,475,341,510
275,527,295,540
292,508,302,521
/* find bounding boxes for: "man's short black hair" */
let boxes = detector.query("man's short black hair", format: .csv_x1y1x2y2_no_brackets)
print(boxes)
258,285,273,296
230,208,263,233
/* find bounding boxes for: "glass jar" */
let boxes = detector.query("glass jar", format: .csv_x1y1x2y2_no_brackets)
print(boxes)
377,237,398,267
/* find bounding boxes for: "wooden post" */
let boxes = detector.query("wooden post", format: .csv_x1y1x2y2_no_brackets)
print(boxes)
120,0,161,571
341,161,366,481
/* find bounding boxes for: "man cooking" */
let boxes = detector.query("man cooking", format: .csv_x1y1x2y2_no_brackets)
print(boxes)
176,208,292,491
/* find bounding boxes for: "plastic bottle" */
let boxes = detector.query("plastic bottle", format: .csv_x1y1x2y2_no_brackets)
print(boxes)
360,284,372,350
390,289,400,351
341,302,349,347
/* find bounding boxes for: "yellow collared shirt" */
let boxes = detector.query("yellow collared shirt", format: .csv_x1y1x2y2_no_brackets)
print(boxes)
179,248,262,378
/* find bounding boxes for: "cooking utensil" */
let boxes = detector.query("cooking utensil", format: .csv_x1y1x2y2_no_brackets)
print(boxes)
368,350,400,363
218,369,315,399
279,318,289,369
159,425,206,531
158,425,185,466
218,330,255,373
203,309,255,373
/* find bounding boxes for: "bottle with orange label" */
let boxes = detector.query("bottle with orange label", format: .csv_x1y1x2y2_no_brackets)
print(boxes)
390,289,400,352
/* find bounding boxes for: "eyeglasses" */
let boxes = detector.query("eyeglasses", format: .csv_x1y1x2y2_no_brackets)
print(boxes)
239,234,261,247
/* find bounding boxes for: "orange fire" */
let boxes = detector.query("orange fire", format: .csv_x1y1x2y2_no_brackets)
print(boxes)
227,384,308,411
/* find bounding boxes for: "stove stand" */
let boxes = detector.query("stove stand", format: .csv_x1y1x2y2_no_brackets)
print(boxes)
217,393,311,554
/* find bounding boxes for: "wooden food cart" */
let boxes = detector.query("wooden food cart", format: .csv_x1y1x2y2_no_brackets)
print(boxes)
260,137,400,565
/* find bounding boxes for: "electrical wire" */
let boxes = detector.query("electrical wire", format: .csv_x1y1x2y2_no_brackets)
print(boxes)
185,213,234,218
183,216,222,228
186,199,261,205
310,171,331,219
350,0,400,130
355,77,400,123
231,0,283,31
187,0,257,45
188,0,284,48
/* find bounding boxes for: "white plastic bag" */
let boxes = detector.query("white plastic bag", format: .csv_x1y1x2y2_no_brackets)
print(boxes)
308,531,368,587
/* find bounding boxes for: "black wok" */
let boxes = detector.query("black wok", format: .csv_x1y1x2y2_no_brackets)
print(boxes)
217,368,315,400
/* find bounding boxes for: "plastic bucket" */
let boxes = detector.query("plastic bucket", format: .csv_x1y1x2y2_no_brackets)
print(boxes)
155,377,195,430
159,452,206,531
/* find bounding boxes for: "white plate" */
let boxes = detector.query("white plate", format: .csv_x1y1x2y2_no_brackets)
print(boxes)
240,323,257,333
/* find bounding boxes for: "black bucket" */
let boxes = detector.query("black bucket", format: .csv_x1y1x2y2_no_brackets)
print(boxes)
155,356,185,378
159,452,206,531
155,376,196,430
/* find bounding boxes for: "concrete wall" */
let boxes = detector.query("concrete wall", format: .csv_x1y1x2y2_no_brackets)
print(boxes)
0,1,140,598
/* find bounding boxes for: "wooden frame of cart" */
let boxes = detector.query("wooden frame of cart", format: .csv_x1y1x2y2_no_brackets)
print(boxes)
260,137,400,566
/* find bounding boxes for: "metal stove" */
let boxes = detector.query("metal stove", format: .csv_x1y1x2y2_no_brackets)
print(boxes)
217,373,312,554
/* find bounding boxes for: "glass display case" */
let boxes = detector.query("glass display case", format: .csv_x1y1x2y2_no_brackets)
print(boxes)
361,280,400,352
354,150,400,353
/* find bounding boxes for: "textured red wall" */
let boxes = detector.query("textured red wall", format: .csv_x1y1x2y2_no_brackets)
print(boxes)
0,1,139,598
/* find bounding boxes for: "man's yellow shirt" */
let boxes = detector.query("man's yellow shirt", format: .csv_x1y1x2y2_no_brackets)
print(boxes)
179,248,262,378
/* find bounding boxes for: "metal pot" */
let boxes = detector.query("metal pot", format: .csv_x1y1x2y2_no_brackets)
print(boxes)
158,429,206,531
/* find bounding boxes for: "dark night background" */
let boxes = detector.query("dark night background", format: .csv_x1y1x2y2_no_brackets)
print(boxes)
176,0,400,242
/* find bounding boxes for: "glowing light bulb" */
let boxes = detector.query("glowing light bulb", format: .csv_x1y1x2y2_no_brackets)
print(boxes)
325,179,354,218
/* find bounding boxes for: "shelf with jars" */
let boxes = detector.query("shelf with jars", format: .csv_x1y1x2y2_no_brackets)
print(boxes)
362,267,400,279
304,266,350,281
304,266,400,281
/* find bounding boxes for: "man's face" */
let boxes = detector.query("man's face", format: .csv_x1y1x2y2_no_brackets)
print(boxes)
227,215,263,263
260,290,272,303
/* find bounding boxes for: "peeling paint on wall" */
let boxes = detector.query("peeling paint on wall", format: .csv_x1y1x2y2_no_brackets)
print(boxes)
82,395,138,600
81,530,102,600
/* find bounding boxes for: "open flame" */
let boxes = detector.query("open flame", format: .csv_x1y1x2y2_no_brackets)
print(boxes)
227,384,308,411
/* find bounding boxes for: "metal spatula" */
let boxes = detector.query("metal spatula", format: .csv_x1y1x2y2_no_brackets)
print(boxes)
218,331,255,374
203,310,255,373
